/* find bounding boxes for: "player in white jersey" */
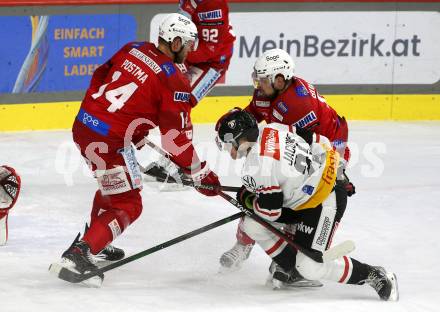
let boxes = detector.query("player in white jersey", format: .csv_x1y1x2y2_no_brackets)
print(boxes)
215,109,399,301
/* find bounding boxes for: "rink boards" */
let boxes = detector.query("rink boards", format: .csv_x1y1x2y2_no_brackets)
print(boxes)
0,94,439,131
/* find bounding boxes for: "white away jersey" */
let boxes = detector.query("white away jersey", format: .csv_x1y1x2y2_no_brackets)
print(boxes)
241,123,339,222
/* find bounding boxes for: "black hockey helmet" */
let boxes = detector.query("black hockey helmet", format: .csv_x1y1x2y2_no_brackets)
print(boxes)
215,108,259,150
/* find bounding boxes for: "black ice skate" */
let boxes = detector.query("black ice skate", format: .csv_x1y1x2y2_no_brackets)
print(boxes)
267,261,323,289
49,233,104,287
84,223,125,262
95,244,125,262
364,266,399,301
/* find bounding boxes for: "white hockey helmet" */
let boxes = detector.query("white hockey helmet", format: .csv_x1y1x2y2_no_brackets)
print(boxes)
159,13,199,51
252,49,295,87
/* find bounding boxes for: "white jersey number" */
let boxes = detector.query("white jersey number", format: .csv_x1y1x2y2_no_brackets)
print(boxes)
202,28,218,43
91,70,138,113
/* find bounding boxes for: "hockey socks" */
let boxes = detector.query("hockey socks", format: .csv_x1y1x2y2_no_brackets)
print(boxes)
82,209,129,254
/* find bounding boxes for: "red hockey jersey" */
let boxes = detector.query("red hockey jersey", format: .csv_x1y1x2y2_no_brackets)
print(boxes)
179,0,235,69
245,77,348,146
75,41,198,168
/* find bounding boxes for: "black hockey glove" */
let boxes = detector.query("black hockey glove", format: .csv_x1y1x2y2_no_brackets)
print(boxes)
338,171,356,197
236,185,256,209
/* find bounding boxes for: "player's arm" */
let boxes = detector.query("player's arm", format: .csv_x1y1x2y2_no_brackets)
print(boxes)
158,105,220,196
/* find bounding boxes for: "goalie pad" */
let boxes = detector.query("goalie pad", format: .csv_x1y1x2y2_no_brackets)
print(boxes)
0,166,21,210
0,166,21,246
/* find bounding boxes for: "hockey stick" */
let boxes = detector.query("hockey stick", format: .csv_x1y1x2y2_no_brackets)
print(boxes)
139,137,355,263
137,137,240,192
49,212,243,284
144,167,240,193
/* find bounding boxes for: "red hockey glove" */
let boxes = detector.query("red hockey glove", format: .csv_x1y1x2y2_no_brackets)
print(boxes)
183,161,220,197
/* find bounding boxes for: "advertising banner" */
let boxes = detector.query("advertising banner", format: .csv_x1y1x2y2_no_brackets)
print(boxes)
151,11,440,86
0,14,136,93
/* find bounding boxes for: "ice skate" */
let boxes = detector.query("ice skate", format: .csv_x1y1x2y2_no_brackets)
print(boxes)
49,234,104,287
143,158,188,191
364,266,399,301
267,261,323,289
219,241,254,271
94,244,125,262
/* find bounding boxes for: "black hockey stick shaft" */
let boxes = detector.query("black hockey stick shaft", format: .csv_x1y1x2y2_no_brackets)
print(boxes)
217,191,323,263
148,170,240,193
138,137,322,262
62,212,243,283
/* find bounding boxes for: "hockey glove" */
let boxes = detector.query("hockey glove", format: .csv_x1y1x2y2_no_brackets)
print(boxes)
337,170,356,197
236,185,256,209
183,161,220,197
0,166,21,210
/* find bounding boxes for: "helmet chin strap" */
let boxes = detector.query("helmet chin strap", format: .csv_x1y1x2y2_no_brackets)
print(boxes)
236,141,255,158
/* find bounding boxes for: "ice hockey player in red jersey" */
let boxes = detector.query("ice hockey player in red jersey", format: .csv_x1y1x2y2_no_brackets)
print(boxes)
215,109,398,301
178,0,235,105
0,166,21,246
49,13,220,287
144,0,236,183
220,49,355,275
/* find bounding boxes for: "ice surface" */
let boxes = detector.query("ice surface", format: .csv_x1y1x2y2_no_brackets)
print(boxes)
0,122,439,312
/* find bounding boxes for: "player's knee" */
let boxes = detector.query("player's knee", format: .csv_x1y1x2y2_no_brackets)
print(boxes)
295,252,326,280
240,216,269,241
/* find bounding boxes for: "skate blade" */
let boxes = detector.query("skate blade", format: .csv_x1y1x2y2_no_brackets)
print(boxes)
49,262,103,288
266,275,323,289
386,272,399,301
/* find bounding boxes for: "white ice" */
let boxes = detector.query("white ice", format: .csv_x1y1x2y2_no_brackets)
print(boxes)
0,122,439,312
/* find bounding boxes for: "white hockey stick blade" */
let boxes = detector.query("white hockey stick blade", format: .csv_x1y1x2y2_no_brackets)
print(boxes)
323,240,355,262
49,262,103,288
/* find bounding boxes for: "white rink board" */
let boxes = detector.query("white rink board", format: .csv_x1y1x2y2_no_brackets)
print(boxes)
150,11,440,85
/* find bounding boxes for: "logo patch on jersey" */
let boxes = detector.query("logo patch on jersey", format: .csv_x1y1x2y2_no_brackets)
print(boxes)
129,48,161,74
302,185,315,195
272,109,284,122
161,62,176,77
255,100,270,108
174,91,190,102
295,86,309,97
77,108,110,136
277,101,288,113
260,128,280,160
242,175,257,192
294,111,317,129
198,9,222,21
296,222,314,235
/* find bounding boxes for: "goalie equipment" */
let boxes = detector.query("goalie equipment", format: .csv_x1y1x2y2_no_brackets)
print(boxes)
0,166,21,246
0,166,21,210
